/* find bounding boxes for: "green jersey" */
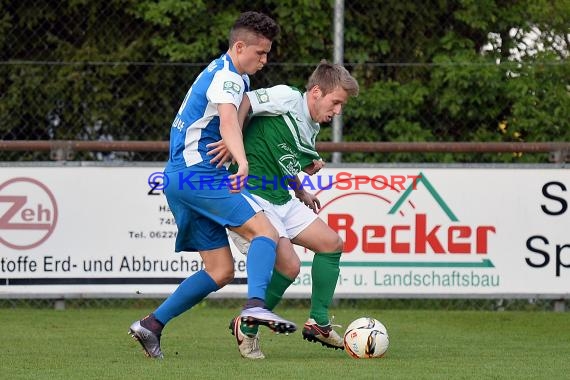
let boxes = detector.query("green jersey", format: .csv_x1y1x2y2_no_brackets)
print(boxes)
243,85,321,205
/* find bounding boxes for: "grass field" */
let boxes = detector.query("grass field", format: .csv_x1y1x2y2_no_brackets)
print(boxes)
2,305,570,379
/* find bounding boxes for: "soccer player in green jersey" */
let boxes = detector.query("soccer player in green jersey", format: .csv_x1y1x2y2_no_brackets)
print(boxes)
210,61,359,359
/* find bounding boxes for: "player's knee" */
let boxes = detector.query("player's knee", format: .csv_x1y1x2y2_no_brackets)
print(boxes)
275,253,300,278
290,261,301,278
209,267,234,287
218,270,235,287
321,235,344,253
334,236,344,252
281,260,300,279
258,224,279,242
241,214,279,243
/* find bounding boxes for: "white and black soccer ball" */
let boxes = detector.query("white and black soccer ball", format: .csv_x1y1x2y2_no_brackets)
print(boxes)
343,317,389,359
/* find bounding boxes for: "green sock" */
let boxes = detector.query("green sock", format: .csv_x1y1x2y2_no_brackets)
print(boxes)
310,252,341,326
240,269,294,336
265,270,295,310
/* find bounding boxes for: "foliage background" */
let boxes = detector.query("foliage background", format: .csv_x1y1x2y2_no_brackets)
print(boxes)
0,0,568,163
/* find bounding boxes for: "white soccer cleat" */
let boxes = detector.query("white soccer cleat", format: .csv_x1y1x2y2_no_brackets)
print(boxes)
229,316,265,359
240,307,297,334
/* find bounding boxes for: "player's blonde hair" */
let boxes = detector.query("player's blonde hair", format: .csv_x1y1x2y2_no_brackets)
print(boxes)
306,60,359,96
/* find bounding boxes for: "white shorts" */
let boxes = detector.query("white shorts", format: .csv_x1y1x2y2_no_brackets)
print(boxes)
228,194,318,255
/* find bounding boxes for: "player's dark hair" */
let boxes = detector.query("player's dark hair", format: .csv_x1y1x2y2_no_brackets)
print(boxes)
229,11,280,45
306,59,359,96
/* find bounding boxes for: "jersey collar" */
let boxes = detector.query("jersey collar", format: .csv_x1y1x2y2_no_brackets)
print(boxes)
222,52,240,74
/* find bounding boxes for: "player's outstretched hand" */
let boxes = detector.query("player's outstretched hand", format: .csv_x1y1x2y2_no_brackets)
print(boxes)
294,189,321,213
207,140,233,168
228,162,248,193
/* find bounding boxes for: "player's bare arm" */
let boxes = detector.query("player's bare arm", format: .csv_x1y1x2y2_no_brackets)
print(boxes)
208,95,253,168
237,94,252,128
218,103,248,191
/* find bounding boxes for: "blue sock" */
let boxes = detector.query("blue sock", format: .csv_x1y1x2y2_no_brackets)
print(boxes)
153,269,219,325
246,236,277,300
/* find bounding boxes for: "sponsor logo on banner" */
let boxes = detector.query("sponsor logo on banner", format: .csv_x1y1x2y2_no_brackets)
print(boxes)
0,177,58,250
313,172,496,265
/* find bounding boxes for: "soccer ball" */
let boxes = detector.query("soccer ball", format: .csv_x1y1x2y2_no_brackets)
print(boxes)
343,317,389,359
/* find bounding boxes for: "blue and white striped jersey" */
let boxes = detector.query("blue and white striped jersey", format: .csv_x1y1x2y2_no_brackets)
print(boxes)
166,53,250,172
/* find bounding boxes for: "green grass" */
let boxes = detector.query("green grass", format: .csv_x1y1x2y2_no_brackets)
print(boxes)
2,306,569,379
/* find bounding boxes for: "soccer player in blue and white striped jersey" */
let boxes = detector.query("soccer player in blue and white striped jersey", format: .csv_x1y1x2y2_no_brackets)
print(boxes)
129,11,296,359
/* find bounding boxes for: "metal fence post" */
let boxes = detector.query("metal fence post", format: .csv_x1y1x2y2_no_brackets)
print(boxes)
332,0,345,164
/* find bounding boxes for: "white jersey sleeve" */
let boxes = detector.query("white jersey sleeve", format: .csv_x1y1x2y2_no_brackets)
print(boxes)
246,85,301,116
207,70,245,109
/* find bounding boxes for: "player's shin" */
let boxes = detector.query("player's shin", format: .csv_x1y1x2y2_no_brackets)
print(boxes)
310,252,341,325
245,236,277,302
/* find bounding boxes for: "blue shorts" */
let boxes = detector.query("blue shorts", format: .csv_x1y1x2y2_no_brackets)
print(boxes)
164,168,262,252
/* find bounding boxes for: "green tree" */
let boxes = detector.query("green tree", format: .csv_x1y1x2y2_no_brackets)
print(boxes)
0,0,568,163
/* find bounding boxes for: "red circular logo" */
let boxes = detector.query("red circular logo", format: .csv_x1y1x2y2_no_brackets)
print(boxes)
0,177,58,250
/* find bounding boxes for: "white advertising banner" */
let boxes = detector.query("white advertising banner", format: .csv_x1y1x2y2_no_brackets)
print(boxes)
1,166,569,298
